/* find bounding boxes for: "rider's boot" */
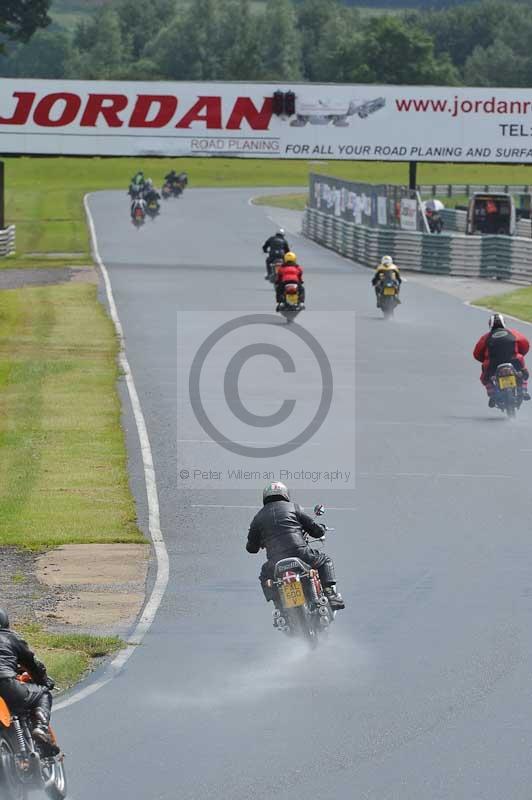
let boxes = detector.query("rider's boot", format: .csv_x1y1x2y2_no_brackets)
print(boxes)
324,586,345,610
32,707,53,747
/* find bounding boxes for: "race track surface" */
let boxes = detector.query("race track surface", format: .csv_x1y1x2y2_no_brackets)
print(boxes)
57,188,532,800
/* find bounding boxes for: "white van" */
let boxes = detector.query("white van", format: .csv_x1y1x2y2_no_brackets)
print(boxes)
466,192,516,236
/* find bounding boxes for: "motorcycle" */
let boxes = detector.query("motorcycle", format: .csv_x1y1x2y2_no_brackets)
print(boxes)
0,673,66,800
490,362,524,417
131,199,146,228
378,277,400,319
145,198,160,220
278,282,304,324
162,181,183,199
266,257,283,284
265,505,336,648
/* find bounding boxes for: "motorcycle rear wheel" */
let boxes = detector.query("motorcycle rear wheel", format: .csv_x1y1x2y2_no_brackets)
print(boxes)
294,606,319,649
0,733,28,800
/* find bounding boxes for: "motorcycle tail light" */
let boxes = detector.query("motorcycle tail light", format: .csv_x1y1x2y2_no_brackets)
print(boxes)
282,571,299,584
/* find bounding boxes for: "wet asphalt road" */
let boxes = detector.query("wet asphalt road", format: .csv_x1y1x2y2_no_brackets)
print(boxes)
56,189,532,800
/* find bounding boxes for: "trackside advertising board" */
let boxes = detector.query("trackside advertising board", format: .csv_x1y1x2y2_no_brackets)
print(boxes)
2,79,532,161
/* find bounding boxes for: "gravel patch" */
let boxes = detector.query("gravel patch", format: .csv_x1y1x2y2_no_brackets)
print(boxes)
0,267,97,290
0,547,64,626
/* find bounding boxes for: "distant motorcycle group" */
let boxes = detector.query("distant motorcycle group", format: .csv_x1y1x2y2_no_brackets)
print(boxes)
128,169,188,228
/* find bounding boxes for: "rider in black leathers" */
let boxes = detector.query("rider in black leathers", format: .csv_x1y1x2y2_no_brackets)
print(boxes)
262,230,290,280
0,609,57,749
164,170,188,191
246,482,345,610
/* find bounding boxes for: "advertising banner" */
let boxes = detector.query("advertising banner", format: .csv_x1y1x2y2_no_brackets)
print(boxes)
400,198,419,231
1,79,532,161
309,174,414,229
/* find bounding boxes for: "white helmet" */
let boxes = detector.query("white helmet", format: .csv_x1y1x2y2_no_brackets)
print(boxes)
277,229,285,236
489,313,505,330
263,481,290,503
381,255,393,266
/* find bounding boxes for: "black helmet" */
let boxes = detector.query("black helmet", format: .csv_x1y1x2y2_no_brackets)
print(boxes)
0,609,10,629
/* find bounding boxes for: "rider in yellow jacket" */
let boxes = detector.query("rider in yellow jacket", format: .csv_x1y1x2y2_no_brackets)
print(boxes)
372,255,402,306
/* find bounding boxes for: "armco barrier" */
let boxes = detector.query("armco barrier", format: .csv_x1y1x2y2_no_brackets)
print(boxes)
303,207,532,284
0,226,16,257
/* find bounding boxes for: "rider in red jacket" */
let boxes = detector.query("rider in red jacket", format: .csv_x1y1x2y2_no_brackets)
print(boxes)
473,313,530,406
275,252,305,310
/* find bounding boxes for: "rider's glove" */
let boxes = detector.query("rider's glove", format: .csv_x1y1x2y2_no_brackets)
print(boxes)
44,677,55,691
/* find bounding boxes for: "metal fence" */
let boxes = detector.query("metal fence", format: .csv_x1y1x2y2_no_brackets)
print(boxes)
0,226,16,257
309,173,419,230
303,207,532,285
418,184,532,198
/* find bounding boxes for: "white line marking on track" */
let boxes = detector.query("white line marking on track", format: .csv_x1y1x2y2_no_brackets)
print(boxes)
55,195,170,712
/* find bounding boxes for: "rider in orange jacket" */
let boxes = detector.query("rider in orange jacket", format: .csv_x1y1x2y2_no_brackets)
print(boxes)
473,313,530,406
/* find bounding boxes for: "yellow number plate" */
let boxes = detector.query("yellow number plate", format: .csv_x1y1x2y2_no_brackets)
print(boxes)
281,581,305,608
286,293,299,305
499,375,516,389
383,287,396,296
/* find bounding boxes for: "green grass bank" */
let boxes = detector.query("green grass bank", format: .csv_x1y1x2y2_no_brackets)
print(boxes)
0,282,143,548
19,623,124,689
474,287,532,324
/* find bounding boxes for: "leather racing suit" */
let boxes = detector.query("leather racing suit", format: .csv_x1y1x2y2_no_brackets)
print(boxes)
246,499,337,600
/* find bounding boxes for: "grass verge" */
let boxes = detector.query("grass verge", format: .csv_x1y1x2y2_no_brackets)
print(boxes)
5,157,532,269
0,282,144,548
253,193,308,211
474,287,532,323
19,623,124,689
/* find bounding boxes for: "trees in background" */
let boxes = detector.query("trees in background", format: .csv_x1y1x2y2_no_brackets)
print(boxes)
0,0,531,87
0,0,51,53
